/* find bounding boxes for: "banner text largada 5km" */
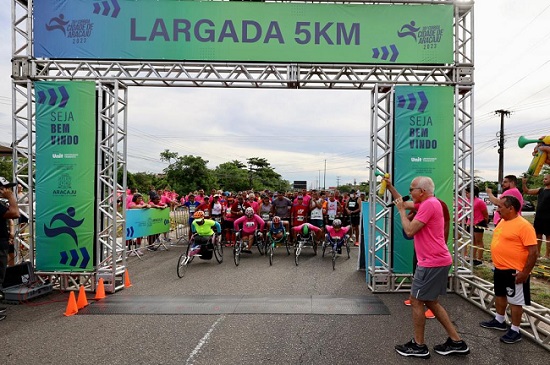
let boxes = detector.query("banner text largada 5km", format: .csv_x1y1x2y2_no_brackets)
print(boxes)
34,0,453,64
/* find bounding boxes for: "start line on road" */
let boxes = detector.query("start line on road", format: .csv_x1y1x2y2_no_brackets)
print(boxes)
78,294,390,315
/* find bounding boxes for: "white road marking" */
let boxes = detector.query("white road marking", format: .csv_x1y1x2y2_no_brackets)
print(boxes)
185,315,225,365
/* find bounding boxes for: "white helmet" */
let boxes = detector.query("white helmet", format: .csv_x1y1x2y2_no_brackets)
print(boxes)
245,207,254,218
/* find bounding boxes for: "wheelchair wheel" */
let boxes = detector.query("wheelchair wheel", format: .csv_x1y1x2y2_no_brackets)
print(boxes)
267,241,274,266
234,239,242,266
322,241,327,258
176,253,190,278
285,237,292,256
313,239,318,256
213,237,223,264
346,241,351,259
295,241,302,266
332,245,337,270
256,235,265,256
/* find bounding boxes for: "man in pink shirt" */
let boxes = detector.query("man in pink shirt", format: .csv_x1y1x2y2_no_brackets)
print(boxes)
486,174,523,224
386,176,469,359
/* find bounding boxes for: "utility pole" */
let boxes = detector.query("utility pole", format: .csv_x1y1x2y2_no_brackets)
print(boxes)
336,176,341,188
495,109,510,193
323,159,326,190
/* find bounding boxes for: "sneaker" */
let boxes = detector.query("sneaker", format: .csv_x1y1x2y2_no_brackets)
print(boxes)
395,339,430,358
337,248,342,254
0,315,6,321
473,260,483,266
404,299,411,306
480,318,507,331
500,329,522,344
433,337,470,355
424,309,435,319
354,241,359,247
0,306,6,314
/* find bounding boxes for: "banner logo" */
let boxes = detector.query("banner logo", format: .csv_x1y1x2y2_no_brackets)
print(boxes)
43,207,85,246
397,20,445,48
45,13,95,43
397,21,420,41
372,44,399,63
53,173,77,196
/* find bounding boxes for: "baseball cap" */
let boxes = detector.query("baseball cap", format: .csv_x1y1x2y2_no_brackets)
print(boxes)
0,177,17,188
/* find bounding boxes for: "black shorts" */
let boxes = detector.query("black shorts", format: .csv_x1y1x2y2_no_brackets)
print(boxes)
349,215,360,226
493,268,531,306
471,220,487,233
533,218,550,236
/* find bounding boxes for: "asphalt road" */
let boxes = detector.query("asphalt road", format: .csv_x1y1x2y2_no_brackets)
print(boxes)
1,243,548,364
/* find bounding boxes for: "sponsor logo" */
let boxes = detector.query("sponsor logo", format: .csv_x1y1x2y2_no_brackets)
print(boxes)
45,13,95,43
397,20,445,48
53,173,76,196
422,157,437,163
410,157,422,162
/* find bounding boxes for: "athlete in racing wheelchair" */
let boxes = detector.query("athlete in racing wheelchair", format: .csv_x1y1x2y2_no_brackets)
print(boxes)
176,210,223,277
323,219,352,269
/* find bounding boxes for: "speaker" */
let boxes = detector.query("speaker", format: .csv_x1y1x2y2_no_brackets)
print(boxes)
3,262,35,288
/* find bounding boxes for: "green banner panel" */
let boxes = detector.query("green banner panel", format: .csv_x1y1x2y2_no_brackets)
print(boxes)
125,208,171,239
392,85,454,274
34,0,453,64
35,81,96,272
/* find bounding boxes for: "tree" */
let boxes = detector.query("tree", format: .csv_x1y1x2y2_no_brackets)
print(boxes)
163,154,216,194
246,157,286,191
214,161,249,192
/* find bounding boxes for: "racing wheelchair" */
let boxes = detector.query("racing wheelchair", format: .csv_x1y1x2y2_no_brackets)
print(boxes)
233,229,264,266
176,233,223,278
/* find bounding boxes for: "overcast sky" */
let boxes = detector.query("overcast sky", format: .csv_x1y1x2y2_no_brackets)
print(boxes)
1,1,549,189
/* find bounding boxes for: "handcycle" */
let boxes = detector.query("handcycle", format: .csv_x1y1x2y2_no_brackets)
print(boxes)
176,233,223,278
322,233,351,270
294,232,317,266
233,230,264,267
265,231,291,266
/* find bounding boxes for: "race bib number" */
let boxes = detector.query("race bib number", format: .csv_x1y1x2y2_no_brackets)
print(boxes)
333,236,341,240
189,206,196,213
329,214,335,220
245,222,255,228
348,202,356,208
262,213,270,220
297,216,304,221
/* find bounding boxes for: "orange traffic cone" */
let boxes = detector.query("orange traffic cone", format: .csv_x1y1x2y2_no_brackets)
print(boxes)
94,278,106,300
124,269,132,288
64,291,78,317
76,285,89,309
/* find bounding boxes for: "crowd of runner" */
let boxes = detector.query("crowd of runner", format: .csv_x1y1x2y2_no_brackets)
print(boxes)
125,186,365,247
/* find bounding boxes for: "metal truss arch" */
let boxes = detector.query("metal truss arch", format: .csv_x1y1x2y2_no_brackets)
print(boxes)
12,0,549,351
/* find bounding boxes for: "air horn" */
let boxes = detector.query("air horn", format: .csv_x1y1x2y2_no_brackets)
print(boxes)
518,135,550,176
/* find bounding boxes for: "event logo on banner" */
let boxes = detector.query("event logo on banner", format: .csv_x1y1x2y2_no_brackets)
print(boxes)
392,86,454,274
35,81,96,272
33,0,453,64
125,208,170,240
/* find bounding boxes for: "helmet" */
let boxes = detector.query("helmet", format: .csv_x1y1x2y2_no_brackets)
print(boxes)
193,210,205,219
333,219,342,228
245,207,254,218
273,216,281,224
301,224,309,236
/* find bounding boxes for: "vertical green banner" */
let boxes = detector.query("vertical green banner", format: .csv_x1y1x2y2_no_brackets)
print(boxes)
392,86,454,274
35,81,97,272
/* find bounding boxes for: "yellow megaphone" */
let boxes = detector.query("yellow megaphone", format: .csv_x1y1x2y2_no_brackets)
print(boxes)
375,171,390,195
518,136,544,148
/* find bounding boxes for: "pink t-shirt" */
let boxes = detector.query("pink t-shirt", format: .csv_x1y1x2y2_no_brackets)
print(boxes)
412,197,452,268
325,225,350,239
493,188,523,224
467,197,488,225
234,214,265,234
